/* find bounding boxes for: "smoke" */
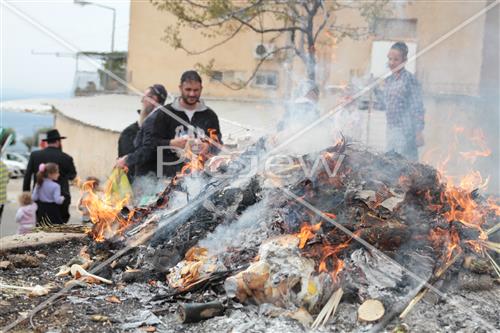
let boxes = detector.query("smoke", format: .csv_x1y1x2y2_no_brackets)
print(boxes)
131,176,169,206
199,194,272,257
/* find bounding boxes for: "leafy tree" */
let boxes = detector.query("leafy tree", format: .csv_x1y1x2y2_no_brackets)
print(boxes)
152,0,390,87
0,127,16,147
22,127,52,151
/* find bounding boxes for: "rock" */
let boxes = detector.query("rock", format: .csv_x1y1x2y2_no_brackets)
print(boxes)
35,252,47,259
285,307,313,327
0,260,12,269
7,254,41,268
122,269,147,283
90,315,109,322
458,271,494,291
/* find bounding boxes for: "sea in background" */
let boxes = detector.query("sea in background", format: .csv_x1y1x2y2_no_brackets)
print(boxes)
1,92,68,152
1,109,54,152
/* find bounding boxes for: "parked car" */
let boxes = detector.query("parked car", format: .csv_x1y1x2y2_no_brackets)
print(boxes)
2,152,28,178
2,159,24,178
5,152,29,166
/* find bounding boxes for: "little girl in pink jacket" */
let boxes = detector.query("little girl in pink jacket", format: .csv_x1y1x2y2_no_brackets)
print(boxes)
16,192,38,234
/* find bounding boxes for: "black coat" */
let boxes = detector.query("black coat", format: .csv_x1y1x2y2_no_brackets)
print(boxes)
23,147,77,196
126,109,170,177
22,146,77,223
118,122,139,157
155,103,222,177
118,122,140,179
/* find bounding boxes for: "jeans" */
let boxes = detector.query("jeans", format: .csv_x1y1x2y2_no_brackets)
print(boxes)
386,126,418,161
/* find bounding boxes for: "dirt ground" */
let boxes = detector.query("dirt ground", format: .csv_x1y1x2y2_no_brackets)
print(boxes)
0,237,498,333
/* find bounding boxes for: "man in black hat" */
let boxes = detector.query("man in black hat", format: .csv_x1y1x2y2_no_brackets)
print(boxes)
23,129,77,223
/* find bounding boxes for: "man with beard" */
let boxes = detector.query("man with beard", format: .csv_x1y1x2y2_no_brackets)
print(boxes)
155,70,222,177
23,129,77,223
116,84,168,178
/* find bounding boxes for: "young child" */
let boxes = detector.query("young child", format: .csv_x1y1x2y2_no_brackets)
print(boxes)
32,163,65,225
15,192,38,234
78,176,100,224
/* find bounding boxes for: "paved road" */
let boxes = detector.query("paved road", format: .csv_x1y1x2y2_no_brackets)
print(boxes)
0,178,82,238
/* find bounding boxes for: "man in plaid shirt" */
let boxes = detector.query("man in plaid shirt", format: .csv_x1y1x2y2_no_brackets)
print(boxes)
379,42,425,161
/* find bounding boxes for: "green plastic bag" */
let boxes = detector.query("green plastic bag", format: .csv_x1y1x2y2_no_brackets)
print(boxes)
104,168,133,204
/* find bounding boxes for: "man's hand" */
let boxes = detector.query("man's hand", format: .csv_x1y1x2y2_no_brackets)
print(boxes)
116,156,128,169
170,138,188,149
416,131,425,147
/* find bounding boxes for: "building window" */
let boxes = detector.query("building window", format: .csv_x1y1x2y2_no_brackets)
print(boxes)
253,71,278,89
210,70,245,84
374,18,417,40
210,71,223,82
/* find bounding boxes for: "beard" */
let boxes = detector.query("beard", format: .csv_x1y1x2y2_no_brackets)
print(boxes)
138,104,155,127
181,95,199,106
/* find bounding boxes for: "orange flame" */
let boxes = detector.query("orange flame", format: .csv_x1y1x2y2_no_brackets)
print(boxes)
464,240,483,253
79,179,134,242
441,173,488,240
459,129,491,163
175,128,220,180
428,227,461,264
317,237,351,282
296,222,322,249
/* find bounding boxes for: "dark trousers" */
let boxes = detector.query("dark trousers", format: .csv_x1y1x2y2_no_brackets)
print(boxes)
60,195,71,223
0,204,4,224
36,201,64,225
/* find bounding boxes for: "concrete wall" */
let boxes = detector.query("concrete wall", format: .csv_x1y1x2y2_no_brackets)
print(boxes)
55,111,120,182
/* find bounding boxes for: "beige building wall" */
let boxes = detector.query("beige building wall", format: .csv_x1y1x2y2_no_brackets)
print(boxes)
128,1,488,98
55,112,120,181
128,1,288,100
325,1,487,95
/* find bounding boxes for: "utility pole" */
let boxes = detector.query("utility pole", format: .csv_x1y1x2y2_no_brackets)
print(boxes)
74,0,116,52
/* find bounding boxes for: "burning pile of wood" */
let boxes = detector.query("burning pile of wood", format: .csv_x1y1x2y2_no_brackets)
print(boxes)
72,137,498,329
2,137,498,332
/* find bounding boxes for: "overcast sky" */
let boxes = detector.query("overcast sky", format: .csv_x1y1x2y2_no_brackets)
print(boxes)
1,0,130,100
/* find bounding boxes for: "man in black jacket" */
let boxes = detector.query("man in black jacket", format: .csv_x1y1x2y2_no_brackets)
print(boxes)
116,84,168,177
118,120,139,182
23,129,77,223
154,70,222,177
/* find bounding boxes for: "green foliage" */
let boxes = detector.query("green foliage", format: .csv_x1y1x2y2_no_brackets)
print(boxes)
22,127,52,151
0,128,16,146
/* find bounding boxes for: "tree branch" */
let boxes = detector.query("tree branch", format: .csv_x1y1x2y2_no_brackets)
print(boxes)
231,13,306,34
314,2,331,43
178,23,245,55
207,46,295,90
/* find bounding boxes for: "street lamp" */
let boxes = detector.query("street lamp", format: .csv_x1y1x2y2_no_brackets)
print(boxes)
74,0,116,52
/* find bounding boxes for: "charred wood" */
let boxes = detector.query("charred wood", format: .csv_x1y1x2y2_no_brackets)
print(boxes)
177,301,225,323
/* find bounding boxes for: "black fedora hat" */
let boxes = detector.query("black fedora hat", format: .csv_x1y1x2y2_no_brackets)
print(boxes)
42,129,67,142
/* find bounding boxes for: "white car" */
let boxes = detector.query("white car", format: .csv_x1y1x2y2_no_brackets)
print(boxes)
2,152,28,178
